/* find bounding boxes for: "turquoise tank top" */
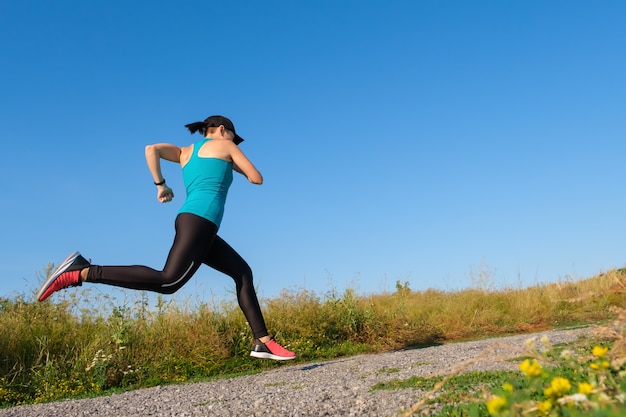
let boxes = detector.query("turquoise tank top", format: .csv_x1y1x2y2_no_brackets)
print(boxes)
179,139,233,228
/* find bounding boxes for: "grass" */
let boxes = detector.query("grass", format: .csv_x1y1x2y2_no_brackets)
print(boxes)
445,338,623,416
1,266,626,413
372,369,516,411
374,314,626,416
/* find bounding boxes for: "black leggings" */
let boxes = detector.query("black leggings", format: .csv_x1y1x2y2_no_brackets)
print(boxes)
86,212,268,339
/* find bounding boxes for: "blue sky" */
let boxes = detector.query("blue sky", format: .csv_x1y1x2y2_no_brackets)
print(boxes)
1,1,625,305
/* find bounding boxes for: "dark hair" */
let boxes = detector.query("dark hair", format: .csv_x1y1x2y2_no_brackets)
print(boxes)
184,121,206,135
184,115,244,145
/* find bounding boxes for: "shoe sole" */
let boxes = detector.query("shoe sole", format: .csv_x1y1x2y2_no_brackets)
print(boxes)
36,251,81,302
250,351,296,361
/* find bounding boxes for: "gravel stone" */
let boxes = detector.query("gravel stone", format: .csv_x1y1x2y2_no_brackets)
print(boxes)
0,327,594,417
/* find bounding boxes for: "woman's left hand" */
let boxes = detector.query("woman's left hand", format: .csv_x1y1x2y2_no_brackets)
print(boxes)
157,185,174,203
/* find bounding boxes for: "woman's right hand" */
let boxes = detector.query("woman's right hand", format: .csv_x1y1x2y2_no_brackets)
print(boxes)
157,185,174,203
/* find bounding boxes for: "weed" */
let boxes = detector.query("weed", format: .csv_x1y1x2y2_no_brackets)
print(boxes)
264,382,288,387
378,367,401,374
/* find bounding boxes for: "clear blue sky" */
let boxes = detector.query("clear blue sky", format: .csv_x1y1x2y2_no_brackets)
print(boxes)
1,1,625,304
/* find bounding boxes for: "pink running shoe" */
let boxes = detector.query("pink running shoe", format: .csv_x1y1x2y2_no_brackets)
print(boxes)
37,251,90,302
250,337,296,361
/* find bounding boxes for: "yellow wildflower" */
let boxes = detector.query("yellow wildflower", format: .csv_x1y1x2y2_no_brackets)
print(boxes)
537,399,552,414
487,395,507,416
519,359,543,377
577,382,594,395
590,360,611,370
544,377,571,398
592,346,609,358
502,382,514,393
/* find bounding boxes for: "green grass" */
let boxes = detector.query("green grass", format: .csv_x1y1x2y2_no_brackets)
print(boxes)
2,266,626,411
378,326,626,416
372,371,509,393
372,369,515,414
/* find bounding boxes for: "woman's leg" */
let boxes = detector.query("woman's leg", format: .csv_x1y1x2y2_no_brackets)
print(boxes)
203,237,295,360
202,235,269,339
86,213,217,294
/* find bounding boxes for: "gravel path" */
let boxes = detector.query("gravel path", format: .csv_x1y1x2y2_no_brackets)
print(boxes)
0,327,595,417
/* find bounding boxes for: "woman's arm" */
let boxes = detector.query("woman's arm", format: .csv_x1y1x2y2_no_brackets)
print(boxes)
232,162,245,176
145,143,181,181
145,143,181,203
229,144,263,184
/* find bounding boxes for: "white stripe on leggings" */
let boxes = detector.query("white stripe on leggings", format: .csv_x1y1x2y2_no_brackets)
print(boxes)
161,261,195,288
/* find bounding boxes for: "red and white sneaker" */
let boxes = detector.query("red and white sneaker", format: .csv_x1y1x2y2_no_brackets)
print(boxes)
250,337,296,361
36,251,90,302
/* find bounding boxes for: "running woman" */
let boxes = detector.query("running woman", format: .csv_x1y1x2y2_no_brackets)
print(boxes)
36,115,295,361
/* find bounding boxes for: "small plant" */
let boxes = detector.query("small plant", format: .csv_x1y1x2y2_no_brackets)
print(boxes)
395,280,411,294
378,367,400,374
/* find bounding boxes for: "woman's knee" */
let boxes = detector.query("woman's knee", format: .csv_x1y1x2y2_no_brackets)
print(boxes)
159,266,196,294
234,264,254,288
157,284,180,295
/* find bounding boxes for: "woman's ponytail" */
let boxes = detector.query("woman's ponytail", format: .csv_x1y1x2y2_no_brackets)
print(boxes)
184,122,205,135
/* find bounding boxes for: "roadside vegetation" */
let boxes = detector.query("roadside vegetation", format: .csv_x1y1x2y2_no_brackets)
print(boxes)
378,309,626,416
1,266,626,415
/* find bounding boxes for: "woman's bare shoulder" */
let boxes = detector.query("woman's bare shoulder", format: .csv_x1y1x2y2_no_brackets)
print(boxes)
179,144,194,166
